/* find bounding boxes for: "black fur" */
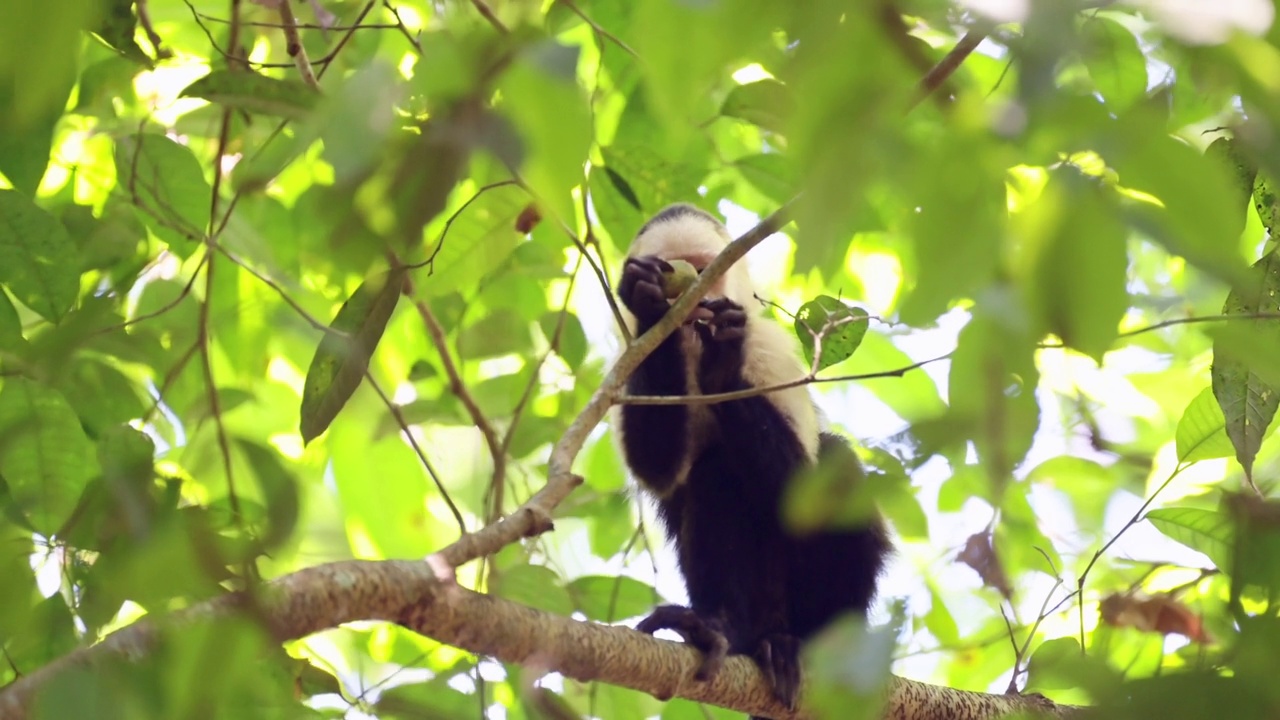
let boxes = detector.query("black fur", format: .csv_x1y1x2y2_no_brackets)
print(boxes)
618,255,890,718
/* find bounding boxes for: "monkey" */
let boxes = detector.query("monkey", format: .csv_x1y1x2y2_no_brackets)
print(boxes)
611,203,891,718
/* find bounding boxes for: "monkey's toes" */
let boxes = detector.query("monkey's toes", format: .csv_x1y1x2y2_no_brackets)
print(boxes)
636,605,729,683
754,633,802,710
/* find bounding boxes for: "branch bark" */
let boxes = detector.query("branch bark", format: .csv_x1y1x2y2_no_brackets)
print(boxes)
0,559,1080,720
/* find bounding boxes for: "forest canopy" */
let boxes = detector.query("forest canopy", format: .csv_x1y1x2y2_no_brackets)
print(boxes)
3,0,1280,719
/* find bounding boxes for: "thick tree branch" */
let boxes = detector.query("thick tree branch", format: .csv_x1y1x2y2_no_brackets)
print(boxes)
0,560,1079,720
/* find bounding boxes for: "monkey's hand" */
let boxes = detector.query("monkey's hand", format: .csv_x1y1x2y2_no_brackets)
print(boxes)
636,605,730,686
753,632,803,711
693,298,747,394
618,256,674,326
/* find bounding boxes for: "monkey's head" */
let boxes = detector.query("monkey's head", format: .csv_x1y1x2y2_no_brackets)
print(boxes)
624,203,754,315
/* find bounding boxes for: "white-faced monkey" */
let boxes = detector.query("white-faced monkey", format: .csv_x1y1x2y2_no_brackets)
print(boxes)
613,203,890,717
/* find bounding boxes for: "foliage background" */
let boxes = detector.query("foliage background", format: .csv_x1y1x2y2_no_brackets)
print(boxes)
3,0,1280,717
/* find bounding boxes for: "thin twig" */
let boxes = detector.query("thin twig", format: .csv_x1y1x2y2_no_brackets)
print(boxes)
381,0,423,53
277,0,319,88
619,352,950,406
559,0,635,56
365,373,467,532
1076,462,1190,651
136,0,172,60
468,0,508,33
410,180,521,271
559,216,630,342
911,26,991,109
501,253,585,457
412,297,507,524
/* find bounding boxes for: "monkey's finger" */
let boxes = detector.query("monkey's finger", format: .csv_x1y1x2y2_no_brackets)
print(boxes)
710,307,748,328
698,297,744,313
628,255,674,274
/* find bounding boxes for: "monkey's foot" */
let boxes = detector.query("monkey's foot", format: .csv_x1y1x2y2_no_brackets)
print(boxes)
753,632,802,711
636,605,730,682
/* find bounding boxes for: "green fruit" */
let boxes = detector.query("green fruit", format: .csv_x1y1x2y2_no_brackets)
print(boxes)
661,259,698,299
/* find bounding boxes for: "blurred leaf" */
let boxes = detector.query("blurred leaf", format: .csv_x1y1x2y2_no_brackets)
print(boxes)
498,40,592,224
941,287,1041,484
735,152,800,206
299,268,405,445
720,79,792,133
0,189,80,323
420,182,530,297
541,310,587,368
1022,166,1128,362
114,134,212,252
1203,135,1258,239
0,378,98,534
181,70,320,119
1079,17,1147,112
492,563,574,616
236,439,301,552
458,310,533,359
566,575,658,622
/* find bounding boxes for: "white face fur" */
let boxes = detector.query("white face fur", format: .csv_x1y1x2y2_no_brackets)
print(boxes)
625,204,755,312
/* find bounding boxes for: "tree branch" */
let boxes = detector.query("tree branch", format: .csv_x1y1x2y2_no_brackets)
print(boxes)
0,560,1080,720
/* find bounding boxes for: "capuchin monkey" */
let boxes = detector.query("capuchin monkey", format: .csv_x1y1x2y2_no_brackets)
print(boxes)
612,203,890,718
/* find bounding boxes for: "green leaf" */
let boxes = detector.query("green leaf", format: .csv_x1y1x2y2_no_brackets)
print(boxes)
599,102,709,220
236,439,301,552
1146,507,1232,570
541,310,587,368
299,268,405,445
0,289,22,348
923,584,959,646
1109,116,1249,288
498,41,592,225
180,70,321,120
1203,135,1258,239
1176,386,1235,463
841,332,945,423
457,310,532,360
491,564,574,616
91,0,148,63
943,287,1041,483
1024,166,1129,361
566,575,658,622
1211,251,1280,479
899,143,1006,325
419,183,530,297
1080,17,1148,112
720,79,792,133
114,134,212,252
736,152,799,206
0,378,99,534
0,190,79,323
591,166,646,250
1253,172,1280,236
1025,637,1084,691
793,296,869,372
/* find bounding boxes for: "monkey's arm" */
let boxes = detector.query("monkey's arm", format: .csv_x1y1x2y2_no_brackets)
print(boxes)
617,256,690,496
688,299,814,708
